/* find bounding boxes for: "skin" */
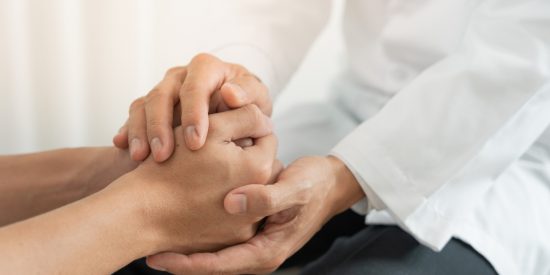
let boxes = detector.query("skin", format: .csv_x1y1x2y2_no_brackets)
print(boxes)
147,156,365,274
0,105,279,274
115,53,368,274
0,147,136,226
113,53,272,162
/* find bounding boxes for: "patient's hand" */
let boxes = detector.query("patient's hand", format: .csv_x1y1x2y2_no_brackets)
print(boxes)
116,105,278,254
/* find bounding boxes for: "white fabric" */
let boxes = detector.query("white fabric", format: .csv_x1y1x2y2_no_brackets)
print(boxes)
275,95,550,275
218,0,550,274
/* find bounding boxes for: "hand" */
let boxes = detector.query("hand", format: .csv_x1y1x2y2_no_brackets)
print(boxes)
145,156,366,274
113,105,279,256
112,53,272,162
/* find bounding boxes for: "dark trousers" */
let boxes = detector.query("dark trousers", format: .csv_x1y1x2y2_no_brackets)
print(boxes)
302,225,496,275
116,211,496,274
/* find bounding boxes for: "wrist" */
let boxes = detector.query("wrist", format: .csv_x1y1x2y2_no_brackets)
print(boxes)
0,171,166,274
87,147,138,193
105,147,139,178
326,155,365,216
101,171,167,256
123,164,193,253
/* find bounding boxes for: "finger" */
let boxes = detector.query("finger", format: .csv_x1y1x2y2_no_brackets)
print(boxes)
146,233,285,275
268,206,302,225
224,159,283,216
224,176,310,216
127,97,150,161
179,53,228,150
242,134,278,183
209,88,230,113
172,102,182,127
234,137,253,148
268,159,284,184
144,68,186,162
220,74,272,116
112,120,129,149
244,133,278,160
209,104,273,141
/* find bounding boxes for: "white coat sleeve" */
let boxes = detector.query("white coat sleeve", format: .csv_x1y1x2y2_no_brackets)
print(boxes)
205,0,332,96
331,0,550,250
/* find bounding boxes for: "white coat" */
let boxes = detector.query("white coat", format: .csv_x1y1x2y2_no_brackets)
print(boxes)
214,0,550,274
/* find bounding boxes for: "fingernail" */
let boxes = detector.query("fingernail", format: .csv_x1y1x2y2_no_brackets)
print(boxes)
130,138,141,157
227,83,246,102
236,138,254,147
227,194,247,214
184,125,199,147
150,137,162,158
148,264,167,272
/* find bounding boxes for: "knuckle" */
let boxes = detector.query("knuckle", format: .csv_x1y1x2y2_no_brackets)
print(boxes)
241,74,270,98
244,103,262,114
191,52,217,64
248,73,263,83
243,73,263,85
254,162,272,184
144,89,164,103
295,185,313,205
230,63,247,73
207,121,218,133
164,66,184,76
258,84,270,102
245,157,270,183
245,85,272,115
243,104,263,124
256,188,275,213
129,97,145,113
257,83,269,97
147,86,161,95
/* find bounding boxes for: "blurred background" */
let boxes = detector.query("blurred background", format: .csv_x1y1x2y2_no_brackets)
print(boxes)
0,0,344,154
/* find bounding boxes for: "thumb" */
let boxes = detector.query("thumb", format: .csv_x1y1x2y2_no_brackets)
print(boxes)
224,178,310,217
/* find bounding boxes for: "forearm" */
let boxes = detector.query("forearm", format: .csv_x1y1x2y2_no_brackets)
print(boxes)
0,147,136,225
0,172,160,274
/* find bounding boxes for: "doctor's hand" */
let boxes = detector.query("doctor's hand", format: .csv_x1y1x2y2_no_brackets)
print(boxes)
113,53,272,162
145,156,365,274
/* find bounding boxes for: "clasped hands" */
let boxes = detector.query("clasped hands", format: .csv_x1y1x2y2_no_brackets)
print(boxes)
112,54,364,274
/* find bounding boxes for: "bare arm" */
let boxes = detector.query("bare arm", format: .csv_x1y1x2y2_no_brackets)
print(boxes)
0,147,137,226
0,106,277,274
0,173,159,274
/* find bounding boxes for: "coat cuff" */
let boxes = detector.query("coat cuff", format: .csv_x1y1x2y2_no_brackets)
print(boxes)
331,124,454,251
329,152,386,215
